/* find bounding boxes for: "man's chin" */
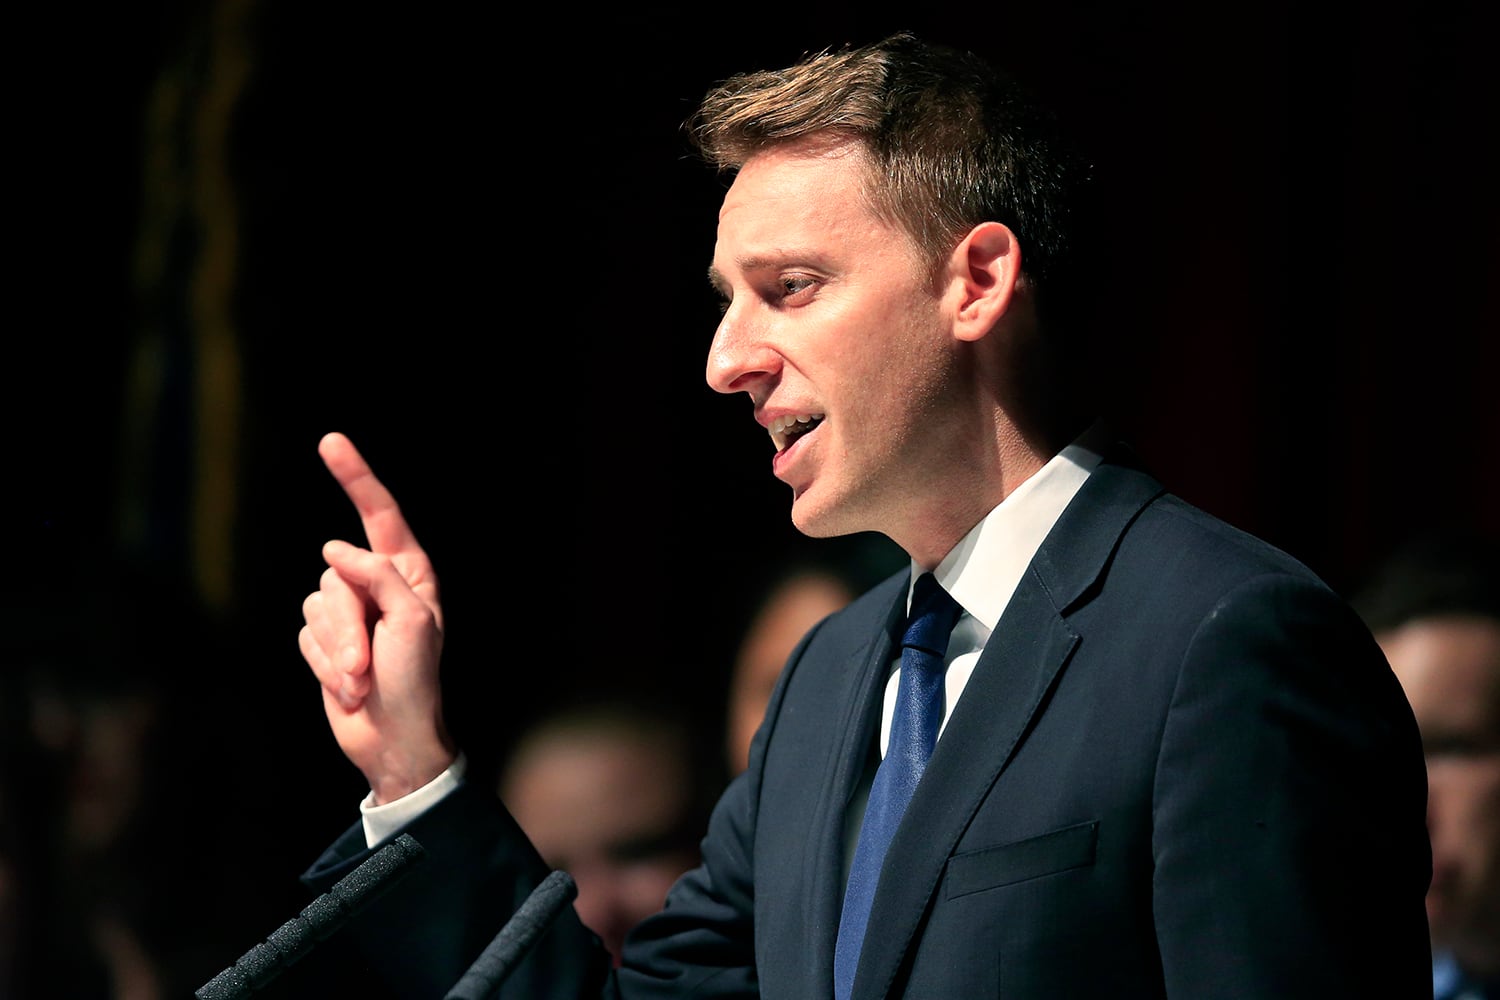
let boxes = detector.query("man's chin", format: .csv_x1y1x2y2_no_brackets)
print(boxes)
791,505,868,544
790,496,836,539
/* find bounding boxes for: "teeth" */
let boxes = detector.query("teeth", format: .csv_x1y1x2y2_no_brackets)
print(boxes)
768,413,824,452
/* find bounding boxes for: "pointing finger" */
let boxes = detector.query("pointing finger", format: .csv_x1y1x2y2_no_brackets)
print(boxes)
318,431,423,558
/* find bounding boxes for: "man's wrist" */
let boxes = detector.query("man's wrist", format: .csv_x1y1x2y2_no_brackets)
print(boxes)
360,752,468,848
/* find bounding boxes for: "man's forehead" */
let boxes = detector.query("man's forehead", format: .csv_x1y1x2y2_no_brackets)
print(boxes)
718,164,849,239
708,146,905,286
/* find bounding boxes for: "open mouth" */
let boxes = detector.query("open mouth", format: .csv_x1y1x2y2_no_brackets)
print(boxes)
769,413,825,452
768,413,828,452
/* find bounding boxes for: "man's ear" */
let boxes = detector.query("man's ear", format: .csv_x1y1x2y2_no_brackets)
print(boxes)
949,222,1021,343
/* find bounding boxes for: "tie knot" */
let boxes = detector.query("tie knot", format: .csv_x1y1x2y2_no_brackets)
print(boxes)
904,573,963,656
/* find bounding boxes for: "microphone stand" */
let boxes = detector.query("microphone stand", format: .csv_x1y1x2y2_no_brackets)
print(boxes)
444,870,578,1000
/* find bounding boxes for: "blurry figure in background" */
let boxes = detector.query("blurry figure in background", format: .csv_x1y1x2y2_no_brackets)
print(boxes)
1353,532,1500,1000
25,668,166,999
0,592,184,1000
497,696,718,967
725,534,906,775
0,575,282,1000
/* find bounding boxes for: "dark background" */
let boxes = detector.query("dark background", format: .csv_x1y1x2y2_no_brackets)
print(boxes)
8,2,1497,995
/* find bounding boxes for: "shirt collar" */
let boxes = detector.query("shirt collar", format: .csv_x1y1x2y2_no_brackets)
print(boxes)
911,420,1109,631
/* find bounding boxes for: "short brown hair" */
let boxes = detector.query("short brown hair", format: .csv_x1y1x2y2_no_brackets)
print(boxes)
685,31,1095,309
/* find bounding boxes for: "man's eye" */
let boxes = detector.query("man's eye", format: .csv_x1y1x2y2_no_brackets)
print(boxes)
780,275,816,298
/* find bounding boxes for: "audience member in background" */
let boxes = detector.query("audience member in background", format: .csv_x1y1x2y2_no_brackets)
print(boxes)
725,534,906,775
1353,533,1500,1000
0,575,288,999
497,697,718,967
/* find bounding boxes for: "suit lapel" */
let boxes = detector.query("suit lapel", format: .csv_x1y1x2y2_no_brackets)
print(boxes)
849,453,1166,1000
799,573,909,996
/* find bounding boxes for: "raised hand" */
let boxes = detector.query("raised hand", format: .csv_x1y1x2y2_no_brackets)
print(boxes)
298,432,455,803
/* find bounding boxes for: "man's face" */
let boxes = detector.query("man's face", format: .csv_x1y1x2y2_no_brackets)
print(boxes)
706,138,968,543
1380,615,1500,966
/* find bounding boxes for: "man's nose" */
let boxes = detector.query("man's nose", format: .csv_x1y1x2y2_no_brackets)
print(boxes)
706,311,780,395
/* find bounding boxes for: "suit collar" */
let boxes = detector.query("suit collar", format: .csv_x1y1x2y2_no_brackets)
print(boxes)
933,419,1110,633
1027,441,1164,613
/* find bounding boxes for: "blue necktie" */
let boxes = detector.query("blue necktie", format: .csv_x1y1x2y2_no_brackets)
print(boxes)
834,572,963,1000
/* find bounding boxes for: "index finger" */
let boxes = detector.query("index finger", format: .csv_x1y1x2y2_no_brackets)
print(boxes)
318,431,421,556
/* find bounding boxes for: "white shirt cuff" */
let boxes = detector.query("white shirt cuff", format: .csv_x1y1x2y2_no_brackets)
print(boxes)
359,753,468,848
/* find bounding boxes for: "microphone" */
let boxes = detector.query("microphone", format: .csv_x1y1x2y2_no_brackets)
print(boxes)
444,869,578,1000
196,832,427,999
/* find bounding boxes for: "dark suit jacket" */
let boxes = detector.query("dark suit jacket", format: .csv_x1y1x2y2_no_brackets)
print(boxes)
295,446,1432,999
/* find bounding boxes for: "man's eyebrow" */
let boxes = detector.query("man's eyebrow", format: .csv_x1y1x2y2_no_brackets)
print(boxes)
706,265,729,295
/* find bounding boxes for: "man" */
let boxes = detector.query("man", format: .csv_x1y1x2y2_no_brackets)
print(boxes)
1354,536,1500,1000
293,33,1431,998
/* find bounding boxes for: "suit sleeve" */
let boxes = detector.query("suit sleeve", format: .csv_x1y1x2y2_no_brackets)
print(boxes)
290,738,767,998
1149,572,1432,998
295,781,615,999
